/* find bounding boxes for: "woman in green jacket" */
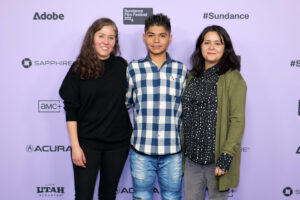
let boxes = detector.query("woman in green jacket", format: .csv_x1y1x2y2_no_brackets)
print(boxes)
182,25,247,200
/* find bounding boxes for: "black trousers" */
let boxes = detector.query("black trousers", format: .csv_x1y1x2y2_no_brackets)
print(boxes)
73,144,129,200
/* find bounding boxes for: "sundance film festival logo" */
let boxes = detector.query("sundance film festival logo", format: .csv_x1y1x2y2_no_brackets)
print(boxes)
21,58,73,69
38,100,61,113
203,12,250,20
33,12,64,20
26,145,71,152
37,184,64,197
123,8,153,24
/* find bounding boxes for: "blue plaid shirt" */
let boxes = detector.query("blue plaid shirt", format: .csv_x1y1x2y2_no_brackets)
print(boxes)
126,53,188,155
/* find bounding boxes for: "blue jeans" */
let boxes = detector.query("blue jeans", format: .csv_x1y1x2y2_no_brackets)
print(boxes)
130,148,182,200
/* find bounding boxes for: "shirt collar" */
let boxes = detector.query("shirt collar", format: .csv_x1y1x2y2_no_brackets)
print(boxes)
101,54,114,64
202,64,219,77
144,52,172,64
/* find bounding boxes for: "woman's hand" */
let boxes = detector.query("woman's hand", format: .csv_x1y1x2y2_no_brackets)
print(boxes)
72,146,86,168
214,167,226,176
66,121,86,168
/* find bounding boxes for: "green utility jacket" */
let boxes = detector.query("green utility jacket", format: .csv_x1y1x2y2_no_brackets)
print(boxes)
184,69,247,191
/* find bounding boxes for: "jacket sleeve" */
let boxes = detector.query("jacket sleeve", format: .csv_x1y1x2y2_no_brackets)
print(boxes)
59,65,81,121
222,71,247,156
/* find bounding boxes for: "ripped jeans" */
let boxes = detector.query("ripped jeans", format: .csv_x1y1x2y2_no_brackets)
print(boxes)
130,148,182,200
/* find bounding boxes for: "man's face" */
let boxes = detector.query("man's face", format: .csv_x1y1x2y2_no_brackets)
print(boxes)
143,25,172,58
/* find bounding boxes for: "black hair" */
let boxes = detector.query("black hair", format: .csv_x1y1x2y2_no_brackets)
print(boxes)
144,13,171,33
190,25,240,76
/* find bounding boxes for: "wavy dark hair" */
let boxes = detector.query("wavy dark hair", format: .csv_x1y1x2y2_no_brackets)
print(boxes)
73,18,120,79
144,13,171,33
190,25,240,76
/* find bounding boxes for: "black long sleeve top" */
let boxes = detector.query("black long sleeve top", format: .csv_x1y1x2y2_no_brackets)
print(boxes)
59,55,132,149
182,65,232,171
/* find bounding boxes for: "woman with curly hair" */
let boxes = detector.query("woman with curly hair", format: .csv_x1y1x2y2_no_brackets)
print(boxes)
59,18,132,200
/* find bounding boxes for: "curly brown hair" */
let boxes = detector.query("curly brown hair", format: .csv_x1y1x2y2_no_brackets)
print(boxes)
73,18,120,79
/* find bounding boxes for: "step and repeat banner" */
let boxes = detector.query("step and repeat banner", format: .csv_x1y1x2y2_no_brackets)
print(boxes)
1,0,300,199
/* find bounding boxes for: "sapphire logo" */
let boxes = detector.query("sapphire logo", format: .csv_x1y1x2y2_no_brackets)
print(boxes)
22,58,32,68
283,187,293,197
38,100,61,113
21,58,73,68
37,184,64,197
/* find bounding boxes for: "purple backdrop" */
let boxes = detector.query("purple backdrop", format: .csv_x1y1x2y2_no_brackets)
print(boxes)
1,0,300,199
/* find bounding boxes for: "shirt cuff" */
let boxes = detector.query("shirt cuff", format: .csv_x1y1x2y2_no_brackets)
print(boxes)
216,153,232,171
66,111,78,121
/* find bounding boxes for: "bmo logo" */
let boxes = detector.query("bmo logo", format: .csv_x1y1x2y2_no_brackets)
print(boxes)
33,12,64,20
38,100,62,113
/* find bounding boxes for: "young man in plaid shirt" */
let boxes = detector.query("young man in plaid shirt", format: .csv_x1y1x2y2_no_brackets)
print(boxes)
126,13,188,200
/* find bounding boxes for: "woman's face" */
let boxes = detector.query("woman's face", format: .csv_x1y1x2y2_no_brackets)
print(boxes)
201,31,225,69
93,25,116,60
